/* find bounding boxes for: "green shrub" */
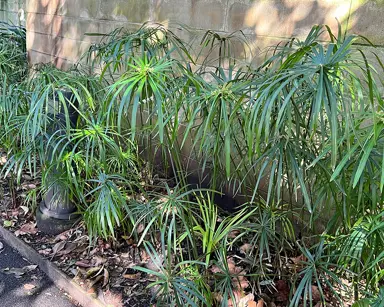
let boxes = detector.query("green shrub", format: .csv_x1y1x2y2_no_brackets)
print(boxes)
1,19,384,306
0,22,27,84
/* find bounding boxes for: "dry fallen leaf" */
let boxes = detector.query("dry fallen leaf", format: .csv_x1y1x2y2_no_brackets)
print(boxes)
23,265,38,273
238,294,255,307
136,223,145,234
213,292,223,303
38,249,51,256
289,254,307,270
210,265,222,274
227,290,242,307
123,273,141,280
22,183,36,191
51,240,66,259
20,206,29,215
22,174,32,180
256,299,265,307
259,293,272,304
89,248,99,256
0,156,7,164
24,284,36,290
140,249,150,262
227,258,236,274
248,301,257,307
275,280,290,302
228,229,240,238
2,265,38,278
76,260,92,268
103,290,124,307
93,255,107,266
102,268,109,287
58,242,77,256
239,243,252,255
86,266,103,279
125,238,135,245
311,285,321,302
232,276,250,290
2,267,25,277
54,230,71,242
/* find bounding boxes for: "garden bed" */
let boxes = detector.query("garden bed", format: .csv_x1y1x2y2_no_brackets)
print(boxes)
0,151,351,307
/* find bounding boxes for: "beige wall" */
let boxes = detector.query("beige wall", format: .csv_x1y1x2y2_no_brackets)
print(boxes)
0,0,25,25
26,0,384,69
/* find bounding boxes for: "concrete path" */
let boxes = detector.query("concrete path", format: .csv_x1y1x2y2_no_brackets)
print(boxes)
0,235,77,307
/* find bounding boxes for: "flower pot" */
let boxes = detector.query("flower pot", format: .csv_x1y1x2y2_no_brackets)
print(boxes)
36,90,80,235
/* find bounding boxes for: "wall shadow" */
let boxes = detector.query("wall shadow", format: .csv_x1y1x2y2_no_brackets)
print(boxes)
25,0,384,69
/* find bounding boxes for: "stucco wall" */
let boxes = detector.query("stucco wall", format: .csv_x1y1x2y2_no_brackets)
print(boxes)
26,0,384,68
0,0,25,25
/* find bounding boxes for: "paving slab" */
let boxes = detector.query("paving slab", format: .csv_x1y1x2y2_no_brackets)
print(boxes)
0,235,77,307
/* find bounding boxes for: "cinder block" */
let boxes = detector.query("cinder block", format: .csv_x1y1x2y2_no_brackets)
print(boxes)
27,12,52,34
0,0,21,13
61,18,101,42
63,0,100,19
51,14,63,37
191,0,226,31
98,0,150,23
155,0,192,26
27,0,64,15
28,49,53,65
53,36,92,62
155,0,226,31
227,2,247,33
0,10,20,24
27,31,55,55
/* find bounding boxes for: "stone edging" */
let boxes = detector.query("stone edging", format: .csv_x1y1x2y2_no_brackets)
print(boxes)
0,226,106,307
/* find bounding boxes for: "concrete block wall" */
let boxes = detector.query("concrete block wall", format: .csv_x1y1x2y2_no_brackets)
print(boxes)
0,0,25,25
25,0,384,68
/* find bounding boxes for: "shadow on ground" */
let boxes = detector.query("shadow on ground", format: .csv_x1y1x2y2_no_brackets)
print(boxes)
0,235,76,307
